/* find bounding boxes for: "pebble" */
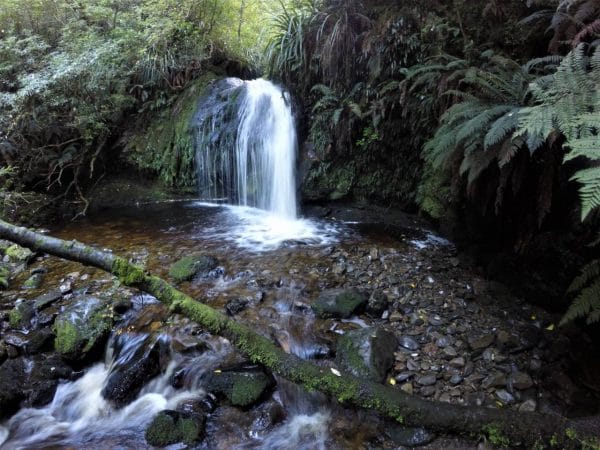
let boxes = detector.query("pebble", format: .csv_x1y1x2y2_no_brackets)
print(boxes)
420,386,436,397
449,357,465,368
518,399,537,412
468,334,494,350
443,347,458,358
449,374,463,385
417,374,437,386
508,372,533,390
495,389,515,404
400,382,413,395
398,336,419,351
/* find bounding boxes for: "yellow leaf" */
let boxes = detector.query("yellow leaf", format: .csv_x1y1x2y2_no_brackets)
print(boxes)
531,315,536,320
330,368,341,377
214,369,222,374
545,324,554,331
389,378,396,385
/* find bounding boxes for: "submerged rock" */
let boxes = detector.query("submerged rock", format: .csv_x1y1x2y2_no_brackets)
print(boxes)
169,254,218,282
387,425,436,447
8,300,35,330
0,358,26,419
53,296,113,363
336,326,396,383
311,288,367,319
203,365,274,408
4,244,34,264
145,409,205,447
102,334,167,407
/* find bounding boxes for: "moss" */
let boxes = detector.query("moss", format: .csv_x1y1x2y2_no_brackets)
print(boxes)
145,411,204,447
483,424,510,447
8,308,23,329
112,257,145,285
5,244,33,263
312,289,367,319
168,254,217,282
416,163,451,220
124,73,218,189
54,321,79,355
229,373,270,407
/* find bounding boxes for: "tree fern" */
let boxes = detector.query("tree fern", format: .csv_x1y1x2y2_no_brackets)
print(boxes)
561,260,600,325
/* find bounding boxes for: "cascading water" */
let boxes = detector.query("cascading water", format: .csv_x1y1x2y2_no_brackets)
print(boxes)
194,78,298,219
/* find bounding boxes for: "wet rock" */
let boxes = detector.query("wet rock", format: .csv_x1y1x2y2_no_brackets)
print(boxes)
400,382,413,394
336,326,396,383
145,410,205,447
53,296,113,363
428,315,444,326
21,272,44,290
32,290,63,310
0,263,10,289
449,374,463,385
518,399,537,412
481,373,506,389
417,374,437,386
0,357,25,418
495,389,515,404
203,365,274,408
225,298,249,316
366,290,388,317
311,288,367,319
449,357,465,368
25,353,73,407
442,346,458,358
508,372,533,390
249,399,286,435
102,334,165,407
172,335,206,354
436,336,453,348
388,425,436,447
169,254,218,282
389,311,403,322
8,300,35,330
398,336,419,351
112,298,132,315
420,386,436,397
468,334,494,350
5,328,54,355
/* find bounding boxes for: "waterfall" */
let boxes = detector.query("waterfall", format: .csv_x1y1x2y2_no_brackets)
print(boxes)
194,78,298,219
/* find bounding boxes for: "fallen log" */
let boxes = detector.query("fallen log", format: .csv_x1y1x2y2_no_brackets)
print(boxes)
0,218,597,448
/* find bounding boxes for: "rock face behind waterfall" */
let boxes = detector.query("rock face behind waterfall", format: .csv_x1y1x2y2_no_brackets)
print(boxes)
193,78,298,218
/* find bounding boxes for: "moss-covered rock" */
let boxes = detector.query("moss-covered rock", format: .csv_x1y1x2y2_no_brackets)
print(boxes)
336,327,396,383
8,300,35,330
145,410,205,447
5,244,34,264
311,288,368,319
203,366,274,408
0,264,9,289
21,272,44,290
53,296,113,362
169,254,218,282
123,73,219,190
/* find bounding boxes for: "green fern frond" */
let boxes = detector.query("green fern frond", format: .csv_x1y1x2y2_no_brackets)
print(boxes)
570,166,600,220
568,259,600,293
561,276,600,325
484,108,520,150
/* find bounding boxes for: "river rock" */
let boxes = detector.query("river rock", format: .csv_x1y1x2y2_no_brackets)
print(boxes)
5,244,34,264
0,357,25,419
388,425,436,447
25,353,73,407
0,263,10,289
169,254,218,282
508,371,533,390
335,327,396,383
53,296,113,363
202,365,274,408
398,335,419,351
21,272,44,290
102,334,166,407
32,289,63,310
366,290,388,317
417,374,437,386
311,288,367,319
468,334,494,350
8,300,35,330
145,410,205,447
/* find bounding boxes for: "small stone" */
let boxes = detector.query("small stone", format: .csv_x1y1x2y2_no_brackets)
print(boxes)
443,347,458,358
428,315,444,326
420,386,436,397
468,334,494,350
450,374,463,385
400,382,413,395
495,389,515,404
436,336,453,348
439,393,451,403
518,399,537,412
389,311,403,322
388,426,435,447
482,347,506,362
417,374,437,386
395,372,413,382
508,372,533,390
407,359,420,371
449,357,465,368
398,336,419,351
529,359,542,372
482,373,507,389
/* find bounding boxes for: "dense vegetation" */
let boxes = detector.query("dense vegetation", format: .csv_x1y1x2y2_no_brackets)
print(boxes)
0,0,599,324
268,0,600,324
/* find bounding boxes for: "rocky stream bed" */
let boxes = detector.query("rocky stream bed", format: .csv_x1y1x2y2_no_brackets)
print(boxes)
0,202,599,449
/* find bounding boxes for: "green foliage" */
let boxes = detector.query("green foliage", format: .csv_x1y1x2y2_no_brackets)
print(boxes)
561,259,600,324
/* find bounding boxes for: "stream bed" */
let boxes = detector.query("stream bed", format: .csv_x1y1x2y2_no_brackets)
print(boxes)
1,202,599,449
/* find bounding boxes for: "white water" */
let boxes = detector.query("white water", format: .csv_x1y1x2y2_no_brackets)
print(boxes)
196,78,298,219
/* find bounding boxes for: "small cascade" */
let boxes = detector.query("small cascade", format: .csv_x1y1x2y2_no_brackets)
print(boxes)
194,78,298,219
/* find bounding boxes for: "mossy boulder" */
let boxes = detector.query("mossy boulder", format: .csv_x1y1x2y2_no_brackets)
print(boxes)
5,244,34,263
203,365,274,408
21,272,44,290
336,326,396,383
53,296,113,362
169,254,218,282
8,300,35,330
311,288,368,319
145,410,206,447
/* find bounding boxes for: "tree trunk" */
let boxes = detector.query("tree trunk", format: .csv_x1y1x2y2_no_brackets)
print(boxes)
0,218,595,448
